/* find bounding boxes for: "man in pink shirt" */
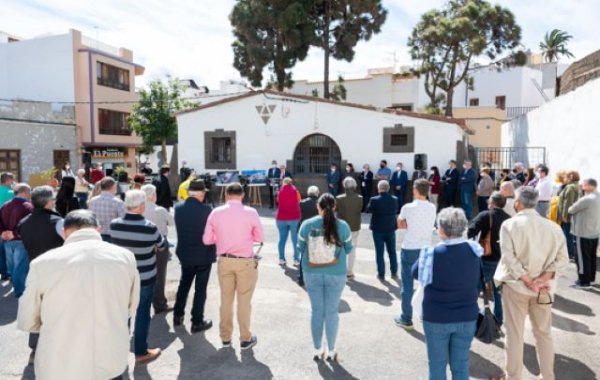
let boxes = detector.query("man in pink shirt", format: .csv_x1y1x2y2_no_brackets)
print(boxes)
203,183,264,350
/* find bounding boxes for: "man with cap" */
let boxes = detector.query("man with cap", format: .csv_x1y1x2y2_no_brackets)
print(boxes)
173,179,216,332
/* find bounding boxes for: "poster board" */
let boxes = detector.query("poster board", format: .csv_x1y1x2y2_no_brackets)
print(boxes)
241,170,267,185
215,171,240,185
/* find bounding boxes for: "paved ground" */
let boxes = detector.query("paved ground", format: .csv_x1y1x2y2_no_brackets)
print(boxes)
1,209,599,379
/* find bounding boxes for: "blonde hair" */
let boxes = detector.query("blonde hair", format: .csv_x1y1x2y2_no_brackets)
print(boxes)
282,177,293,186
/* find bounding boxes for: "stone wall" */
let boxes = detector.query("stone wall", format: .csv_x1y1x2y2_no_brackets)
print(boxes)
559,50,600,95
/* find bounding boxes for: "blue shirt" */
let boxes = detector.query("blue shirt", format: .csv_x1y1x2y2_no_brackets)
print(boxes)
413,241,480,323
297,216,352,276
377,167,392,180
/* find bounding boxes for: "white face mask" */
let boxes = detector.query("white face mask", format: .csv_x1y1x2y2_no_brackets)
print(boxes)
396,166,402,171
331,168,336,172
346,167,351,172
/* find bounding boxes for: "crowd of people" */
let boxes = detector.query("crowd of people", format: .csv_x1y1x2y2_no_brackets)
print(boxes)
0,154,598,380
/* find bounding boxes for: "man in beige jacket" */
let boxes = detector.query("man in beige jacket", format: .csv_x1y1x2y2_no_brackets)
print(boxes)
17,210,139,380
492,187,569,380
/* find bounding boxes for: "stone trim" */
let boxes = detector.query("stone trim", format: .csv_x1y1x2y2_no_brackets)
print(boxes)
383,124,415,153
204,129,236,170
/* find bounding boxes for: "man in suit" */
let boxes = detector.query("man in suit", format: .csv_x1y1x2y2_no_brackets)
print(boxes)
297,186,320,286
153,166,173,211
326,163,341,196
266,160,281,209
442,160,460,207
173,179,216,333
460,160,477,220
367,180,398,279
359,164,374,212
390,162,408,212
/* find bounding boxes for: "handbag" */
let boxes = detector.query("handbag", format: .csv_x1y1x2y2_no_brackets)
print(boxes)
475,262,501,344
411,283,424,320
307,229,339,267
479,212,493,257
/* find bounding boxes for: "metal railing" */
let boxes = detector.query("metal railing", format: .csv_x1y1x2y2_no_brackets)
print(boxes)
505,106,538,120
474,146,546,169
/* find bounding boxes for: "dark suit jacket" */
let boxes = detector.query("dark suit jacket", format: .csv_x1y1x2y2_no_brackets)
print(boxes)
443,168,460,189
153,174,173,209
390,170,408,190
299,196,318,224
326,170,340,187
267,167,281,185
367,192,398,233
358,171,374,193
460,168,476,193
174,198,216,266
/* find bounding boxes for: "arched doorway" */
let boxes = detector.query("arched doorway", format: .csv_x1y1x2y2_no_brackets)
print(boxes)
292,133,341,175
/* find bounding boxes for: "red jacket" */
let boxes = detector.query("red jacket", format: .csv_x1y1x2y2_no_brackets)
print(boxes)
276,185,301,221
0,197,33,240
90,168,104,184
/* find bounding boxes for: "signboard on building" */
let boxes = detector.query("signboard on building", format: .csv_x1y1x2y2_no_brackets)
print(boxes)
90,147,127,159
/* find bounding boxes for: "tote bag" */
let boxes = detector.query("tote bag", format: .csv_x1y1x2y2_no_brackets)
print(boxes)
307,229,339,267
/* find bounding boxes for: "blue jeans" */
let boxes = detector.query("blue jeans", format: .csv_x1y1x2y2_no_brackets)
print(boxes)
400,249,420,323
423,320,477,380
372,231,398,276
480,260,503,324
5,240,29,297
276,220,300,262
561,222,574,259
0,240,8,276
304,273,346,351
134,284,155,356
461,191,474,220
76,192,88,209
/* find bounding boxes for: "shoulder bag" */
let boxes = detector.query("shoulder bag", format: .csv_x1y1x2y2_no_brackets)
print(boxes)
479,212,493,257
475,262,501,344
307,228,340,267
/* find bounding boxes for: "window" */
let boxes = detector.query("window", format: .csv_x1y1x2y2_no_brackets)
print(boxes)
0,150,20,181
204,130,236,169
383,124,415,153
98,109,131,135
96,61,130,91
469,98,479,106
495,96,506,110
390,134,408,146
293,134,341,175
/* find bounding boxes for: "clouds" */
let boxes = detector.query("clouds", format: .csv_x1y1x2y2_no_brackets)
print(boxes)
1,0,598,91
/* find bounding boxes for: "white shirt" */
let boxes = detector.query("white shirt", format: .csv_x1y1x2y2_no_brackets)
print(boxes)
503,198,516,217
398,200,437,249
144,202,174,237
535,176,553,201
17,229,140,380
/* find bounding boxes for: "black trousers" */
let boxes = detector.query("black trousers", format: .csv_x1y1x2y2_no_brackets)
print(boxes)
444,186,457,207
174,263,212,324
269,185,275,208
153,245,169,310
360,188,372,212
575,236,598,285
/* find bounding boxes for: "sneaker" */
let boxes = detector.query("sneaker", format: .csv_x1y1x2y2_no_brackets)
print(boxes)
394,316,414,330
135,348,161,364
573,281,592,290
293,260,300,267
313,348,324,361
222,340,232,348
240,335,258,350
326,351,338,362
28,350,35,365
279,260,287,266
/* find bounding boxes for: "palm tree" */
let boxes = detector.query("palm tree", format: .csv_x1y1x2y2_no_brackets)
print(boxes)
539,29,575,62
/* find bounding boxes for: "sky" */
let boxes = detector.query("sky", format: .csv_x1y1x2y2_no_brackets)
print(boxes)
1,0,598,93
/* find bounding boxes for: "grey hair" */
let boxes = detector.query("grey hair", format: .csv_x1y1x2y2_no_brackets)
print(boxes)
31,186,55,209
307,185,320,197
515,186,538,209
437,207,468,239
141,184,156,199
514,162,524,170
343,177,357,190
583,178,598,187
378,180,390,192
124,190,147,210
77,168,86,175
64,210,99,231
13,183,31,195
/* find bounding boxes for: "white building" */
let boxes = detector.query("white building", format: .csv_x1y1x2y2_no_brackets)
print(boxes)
176,90,471,193
180,79,251,105
502,78,600,179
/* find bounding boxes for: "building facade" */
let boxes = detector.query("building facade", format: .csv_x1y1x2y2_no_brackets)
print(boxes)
176,90,470,195
0,29,144,176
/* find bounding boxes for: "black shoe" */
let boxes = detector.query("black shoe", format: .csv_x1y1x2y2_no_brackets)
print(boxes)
391,273,399,280
222,340,232,348
191,319,213,333
173,315,184,326
377,275,385,281
240,335,257,350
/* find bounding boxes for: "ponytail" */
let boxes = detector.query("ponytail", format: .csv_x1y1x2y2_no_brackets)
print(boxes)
318,193,341,246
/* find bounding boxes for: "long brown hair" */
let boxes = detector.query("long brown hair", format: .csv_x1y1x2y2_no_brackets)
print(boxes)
318,193,341,246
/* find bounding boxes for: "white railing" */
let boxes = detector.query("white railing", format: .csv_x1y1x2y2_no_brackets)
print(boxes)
81,35,120,56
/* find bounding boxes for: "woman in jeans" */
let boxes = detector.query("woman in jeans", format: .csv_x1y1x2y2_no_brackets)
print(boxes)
413,207,482,380
297,193,352,361
276,177,301,266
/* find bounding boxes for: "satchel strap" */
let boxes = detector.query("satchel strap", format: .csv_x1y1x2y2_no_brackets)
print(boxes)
480,260,491,308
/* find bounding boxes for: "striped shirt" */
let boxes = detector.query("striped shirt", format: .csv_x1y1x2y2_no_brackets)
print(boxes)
89,191,127,235
110,213,165,287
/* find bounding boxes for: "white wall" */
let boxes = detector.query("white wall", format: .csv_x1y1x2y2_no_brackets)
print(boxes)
0,32,75,102
501,78,600,179
178,93,466,175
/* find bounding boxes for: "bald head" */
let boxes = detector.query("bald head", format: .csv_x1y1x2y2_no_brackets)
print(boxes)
500,181,515,197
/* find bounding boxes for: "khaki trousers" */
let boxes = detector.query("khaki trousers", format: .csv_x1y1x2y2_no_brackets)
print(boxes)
218,257,258,342
502,285,554,380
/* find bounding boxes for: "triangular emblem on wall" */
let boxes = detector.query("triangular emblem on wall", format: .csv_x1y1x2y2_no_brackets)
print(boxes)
256,103,276,124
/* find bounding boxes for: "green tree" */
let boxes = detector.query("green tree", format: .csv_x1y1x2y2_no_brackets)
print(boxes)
311,0,387,98
128,78,191,164
408,0,522,116
230,0,313,90
540,29,575,62
329,75,347,101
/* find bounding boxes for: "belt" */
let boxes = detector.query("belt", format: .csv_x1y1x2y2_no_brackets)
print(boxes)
220,253,254,259
538,200,550,203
